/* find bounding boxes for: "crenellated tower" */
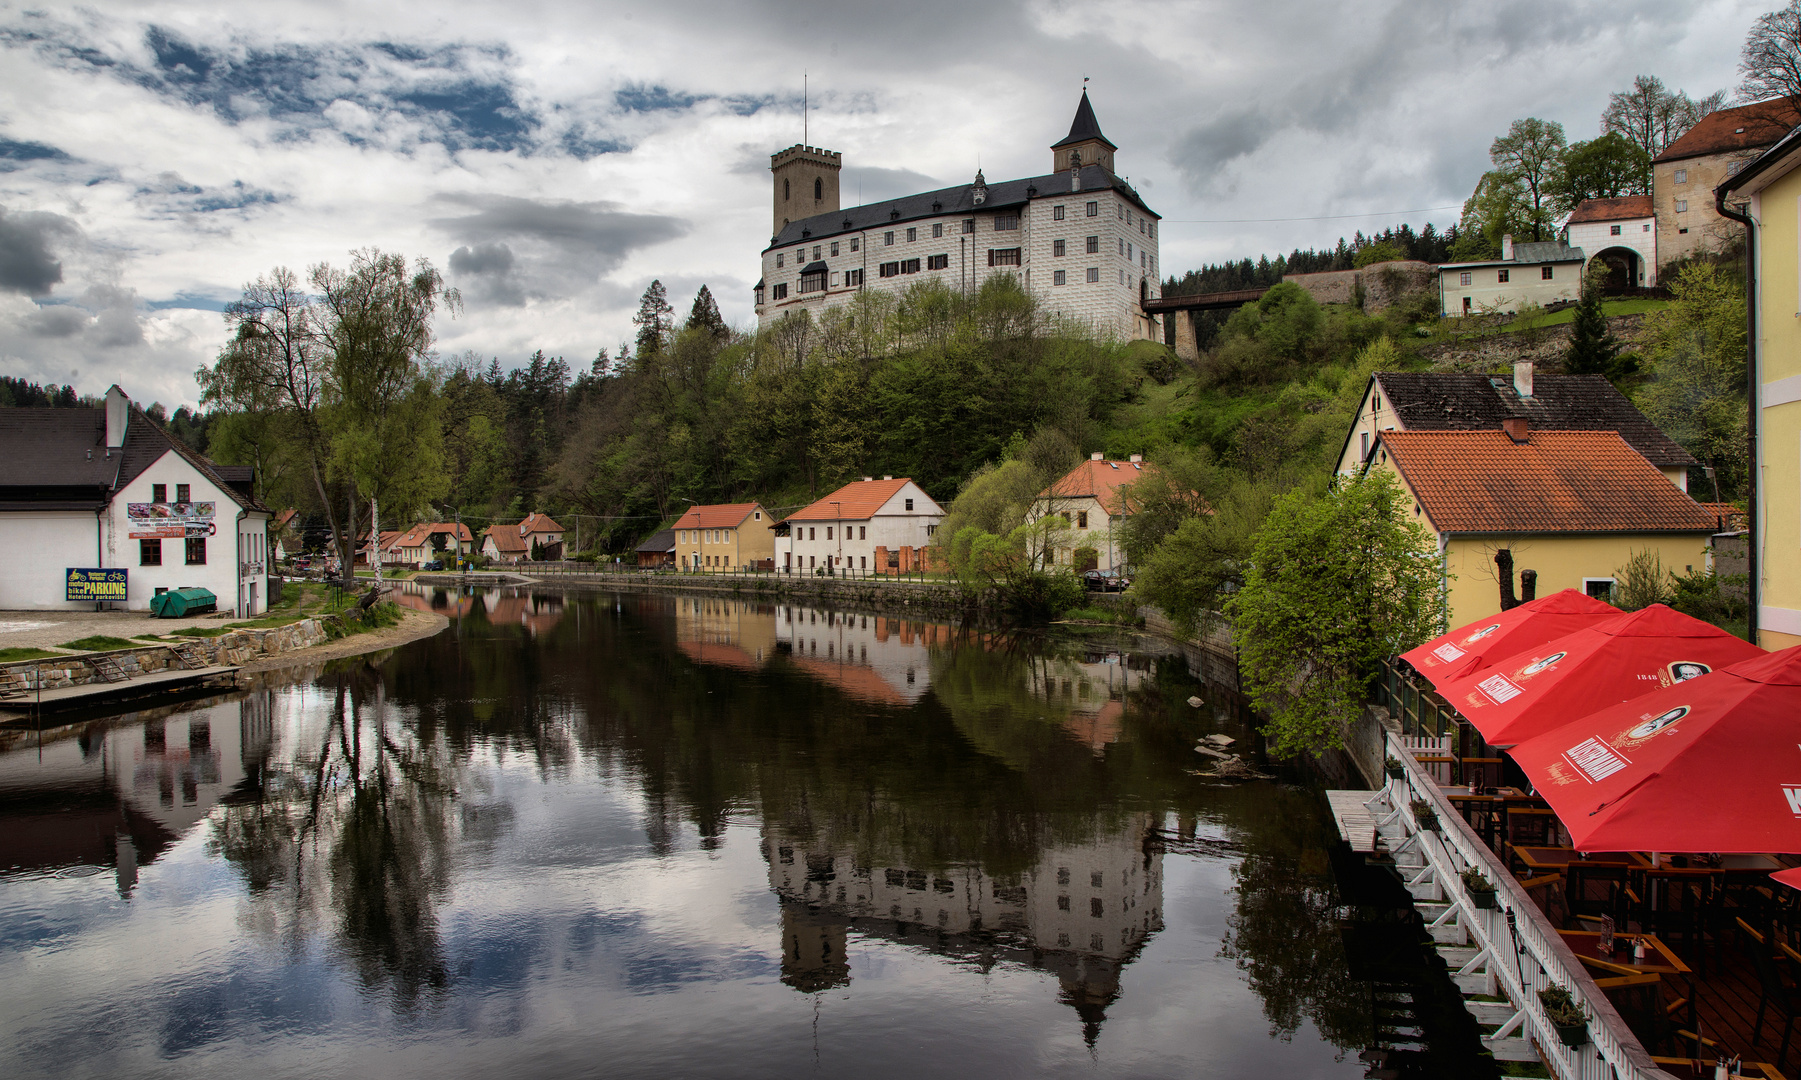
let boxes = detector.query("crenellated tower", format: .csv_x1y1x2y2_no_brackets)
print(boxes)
771,144,842,238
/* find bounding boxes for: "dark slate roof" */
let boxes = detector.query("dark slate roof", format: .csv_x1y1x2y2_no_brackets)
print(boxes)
1441,242,1585,269
1052,91,1116,151
0,405,268,512
800,261,828,275
636,528,675,553
769,164,1155,249
1368,372,1697,467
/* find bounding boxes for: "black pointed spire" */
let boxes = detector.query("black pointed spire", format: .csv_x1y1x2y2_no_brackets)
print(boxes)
1052,90,1117,151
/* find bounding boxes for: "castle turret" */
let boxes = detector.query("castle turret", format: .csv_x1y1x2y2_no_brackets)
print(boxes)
771,144,842,238
1051,90,1116,174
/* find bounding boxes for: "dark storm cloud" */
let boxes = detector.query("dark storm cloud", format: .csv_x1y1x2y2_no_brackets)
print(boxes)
449,241,525,306
0,208,80,296
432,194,687,256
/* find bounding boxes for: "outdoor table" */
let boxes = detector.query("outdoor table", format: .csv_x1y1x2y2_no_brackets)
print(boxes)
1512,847,1633,872
1560,929,1697,1034
1650,1058,1787,1079
1440,786,1524,848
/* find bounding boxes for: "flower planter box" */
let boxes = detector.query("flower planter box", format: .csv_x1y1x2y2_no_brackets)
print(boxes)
1468,888,1497,910
1553,1019,1587,1048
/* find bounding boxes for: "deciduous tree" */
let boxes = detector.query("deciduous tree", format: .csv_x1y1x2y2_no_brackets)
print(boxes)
1489,118,1567,241
1636,263,1749,501
1740,1,1801,113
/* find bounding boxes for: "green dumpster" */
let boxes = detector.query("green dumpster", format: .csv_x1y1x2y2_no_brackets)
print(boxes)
151,588,218,618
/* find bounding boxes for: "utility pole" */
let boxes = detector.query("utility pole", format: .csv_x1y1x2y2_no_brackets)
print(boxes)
371,496,381,586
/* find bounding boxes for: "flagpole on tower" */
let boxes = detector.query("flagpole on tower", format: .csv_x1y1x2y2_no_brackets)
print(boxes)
804,72,808,146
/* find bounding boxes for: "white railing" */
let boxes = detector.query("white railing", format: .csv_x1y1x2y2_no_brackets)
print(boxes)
1375,730,1678,1080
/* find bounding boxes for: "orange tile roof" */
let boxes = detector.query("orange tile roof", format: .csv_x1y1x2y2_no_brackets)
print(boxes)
483,526,529,554
1655,99,1801,163
518,512,563,535
1043,458,1158,515
674,502,764,529
1566,195,1653,224
1379,430,1719,534
786,478,926,522
395,522,473,547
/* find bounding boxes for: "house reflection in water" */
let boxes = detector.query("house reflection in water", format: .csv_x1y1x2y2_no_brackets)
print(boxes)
674,597,778,671
0,691,273,894
777,606,938,704
1026,650,1154,755
764,815,1164,1044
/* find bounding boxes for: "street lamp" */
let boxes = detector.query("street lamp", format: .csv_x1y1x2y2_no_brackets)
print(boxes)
830,500,842,576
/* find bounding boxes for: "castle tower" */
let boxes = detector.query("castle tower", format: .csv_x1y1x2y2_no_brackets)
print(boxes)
1051,91,1116,174
770,144,842,238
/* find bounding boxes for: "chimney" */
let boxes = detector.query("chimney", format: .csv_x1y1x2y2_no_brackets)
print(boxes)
1129,454,1143,463
1090,452,1103,461
1513,360,1533,399
104,385,129,449
882,474,893,480
861,476,873,482
1501,233,1513,261
1502,416,1530,443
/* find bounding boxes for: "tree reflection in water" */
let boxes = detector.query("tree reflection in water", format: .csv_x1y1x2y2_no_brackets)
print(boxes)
210,666,458,1007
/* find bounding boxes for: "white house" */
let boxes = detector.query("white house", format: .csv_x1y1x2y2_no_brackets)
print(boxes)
1438,236,1585,316
482,512,565,563
779,477,943,574
1564,195,1657,288
0,386,272,614
1030,454,1160,573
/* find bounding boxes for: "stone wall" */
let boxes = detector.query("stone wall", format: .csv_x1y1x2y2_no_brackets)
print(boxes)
4,617,333,691
1284,260,1434,312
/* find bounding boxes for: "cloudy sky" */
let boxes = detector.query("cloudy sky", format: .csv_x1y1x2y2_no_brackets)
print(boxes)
0,0,1764,409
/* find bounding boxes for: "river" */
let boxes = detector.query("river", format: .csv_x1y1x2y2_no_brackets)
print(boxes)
0,586,1493,1078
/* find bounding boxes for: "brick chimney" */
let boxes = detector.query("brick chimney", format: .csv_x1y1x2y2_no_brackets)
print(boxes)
1502,416,1530,443
1090,452,1103,461
1513,360,1533,399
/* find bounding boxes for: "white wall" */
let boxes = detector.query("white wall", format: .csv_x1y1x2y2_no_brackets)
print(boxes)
0,511,103,610
107,449,267,615
1439,260,1581,315
787,482,942,572
1566,217,1657,287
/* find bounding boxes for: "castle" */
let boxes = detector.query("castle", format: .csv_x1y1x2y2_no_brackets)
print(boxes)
754,92,1163,341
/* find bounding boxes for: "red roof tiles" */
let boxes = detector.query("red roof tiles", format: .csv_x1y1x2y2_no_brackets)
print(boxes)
674,502,764,529
518,512,563,535
1043,458,1158,515
1379,430,1718,534
1654,100,1801,163
787,478,930,522
1566,195,1653,224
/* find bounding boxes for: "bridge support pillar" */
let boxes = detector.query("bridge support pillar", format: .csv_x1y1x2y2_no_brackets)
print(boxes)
1172,309,1199,363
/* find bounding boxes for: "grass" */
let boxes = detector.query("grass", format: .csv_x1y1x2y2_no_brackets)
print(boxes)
172,626,231,638
133,634,169,642
1481,297,1668,336
0,647,59,663
57,635,141,652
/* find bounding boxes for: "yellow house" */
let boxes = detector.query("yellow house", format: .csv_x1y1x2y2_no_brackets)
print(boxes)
1370,426,1719,628
1719,135,1801,649
674,502,775,570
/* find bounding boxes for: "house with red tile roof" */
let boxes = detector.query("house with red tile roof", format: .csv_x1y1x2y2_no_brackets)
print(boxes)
481,513,566,563
392,523,474,568
1033,453,1162,573
1370,424,1720,625
777,477,942,574
1654,98,1801,266
1565,194,1657,288
673,502,773,570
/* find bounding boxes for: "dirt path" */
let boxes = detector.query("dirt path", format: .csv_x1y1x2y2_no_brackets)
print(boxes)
235,607,448,673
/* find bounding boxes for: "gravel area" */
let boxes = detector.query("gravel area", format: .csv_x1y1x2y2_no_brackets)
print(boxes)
0,610,246,651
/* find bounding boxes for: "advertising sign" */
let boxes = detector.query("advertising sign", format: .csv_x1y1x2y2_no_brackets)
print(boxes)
128,501,216,525
65,567,127,603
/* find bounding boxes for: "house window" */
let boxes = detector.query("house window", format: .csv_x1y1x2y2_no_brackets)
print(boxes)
772,282,788,299
1610,224,1622,236
186,537,207,565
799,267,827,293
906,227,917,242
808,528,815,540
846,268,864,286
1643,223,1651,231
1054,270,1067,285
1497,268,1510,283
1675,200,1688,213
1118,238,1125,256
1086,267,1100,283
1086,235,1099,254
140,539,162,566
880,262,901,277
1360,432,1370,458
1674,169,1688,184
927,254,948,270
1053,239,1066,257
1086,201,1098,217
1541,266,1554,280
152,484,167,503
962,219,974,234
1076,511,1088,528
1053,205,1065,220
776,254,784,268
1583,578,1615,601
830,241,839,256
884,231,894,245
850,237,860,251
826,527,833,540
859,526,866,539
1459,272,1472,286
932,223,943,238
925,524,936,537
988,248,1021,266
995,214,1019,230
904,498,914,511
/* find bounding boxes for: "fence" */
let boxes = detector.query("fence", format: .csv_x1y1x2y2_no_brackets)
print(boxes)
1374,658,1506,785
460,560,953,585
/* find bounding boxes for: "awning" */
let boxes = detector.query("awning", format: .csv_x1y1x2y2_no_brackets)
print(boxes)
1399,589,1619,689
1437,604,1763,748
1509,646,1801,853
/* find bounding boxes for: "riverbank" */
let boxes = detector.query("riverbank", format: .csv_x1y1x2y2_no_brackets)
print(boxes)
235,607,447,673
417,568,977,621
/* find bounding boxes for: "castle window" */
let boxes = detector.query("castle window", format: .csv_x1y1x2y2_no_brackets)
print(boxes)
1611,225,1622,235
830,241,839,256
1086,201,1098,217
927,254,948,270
1140,219,1146,234
1541,266,1554,280
846,268,864,286
906,227,917,242
814,177,822,199
900,258,920,274
1117,205,1125,220
1497,268,1509,283
1054,204,1065,220
1141,251,1146,268
772,282,788,299
988,247,1021,266
1119,269,1126,284
995,214,1019,230
799,267,827,293
879,262,901,278
850,237,859,251
1053,239,1066,256
1086,267,1100,282
784,179,790,199
813,245,821,259
1674,168,1688,184
1053,269,1067,285
962,219,975,234
1086,235,1099,254
754,283,764,306
776,254,784,267
932,223,943,238
884,231,894,245
1149,223,1155,238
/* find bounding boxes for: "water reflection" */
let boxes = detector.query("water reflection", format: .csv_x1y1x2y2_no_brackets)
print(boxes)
0,587,1468,1077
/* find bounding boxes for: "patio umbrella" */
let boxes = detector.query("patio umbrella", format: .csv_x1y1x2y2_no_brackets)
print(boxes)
1399,589,1620,689
1509,646,1801,853
1772,867,1801,891
1439,604,1764,749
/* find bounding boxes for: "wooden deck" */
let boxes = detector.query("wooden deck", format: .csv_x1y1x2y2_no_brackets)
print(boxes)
0,665,238,720
1325,789,1378,852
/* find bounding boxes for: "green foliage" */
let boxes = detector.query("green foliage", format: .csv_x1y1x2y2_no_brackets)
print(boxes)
1671,566,1749,637
1352,242,1404,269
1452,171,1533,260
0,647,59,662
1564,269,1634,382
1611,548,1674,611
1489,118,1567,241
1225,471,1447,758
57,635,142,651
1551,132,1652,213
945,521,1085,623
1635,262,1749,500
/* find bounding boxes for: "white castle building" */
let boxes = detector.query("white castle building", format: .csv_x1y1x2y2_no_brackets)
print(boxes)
754,92,1162,341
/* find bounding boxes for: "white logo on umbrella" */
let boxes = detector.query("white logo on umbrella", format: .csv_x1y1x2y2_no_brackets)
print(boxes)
1626,705,1690,740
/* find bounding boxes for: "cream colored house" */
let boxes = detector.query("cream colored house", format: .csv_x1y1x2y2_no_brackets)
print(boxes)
675,502,775,570
1031,454,1159,573
1654,99,1800,269
1438,236,1584,316
1564,195,1656,288
1369,426,1718,627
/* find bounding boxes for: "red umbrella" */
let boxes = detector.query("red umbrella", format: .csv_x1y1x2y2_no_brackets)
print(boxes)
1440,604,1764,749
1400,589,1620,689
1773,867,1801,891
1509,646,1801,853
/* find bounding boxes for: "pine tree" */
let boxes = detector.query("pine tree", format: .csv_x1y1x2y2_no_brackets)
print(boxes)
1565,270,1630,382
686,285,730,341
633,280,675,358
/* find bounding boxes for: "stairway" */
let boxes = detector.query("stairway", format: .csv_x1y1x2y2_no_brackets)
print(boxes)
0,668,26,699
166,642,208,670
88,654,131,683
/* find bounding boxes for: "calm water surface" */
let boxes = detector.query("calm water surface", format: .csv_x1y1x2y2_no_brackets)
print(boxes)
0,588,1475,1078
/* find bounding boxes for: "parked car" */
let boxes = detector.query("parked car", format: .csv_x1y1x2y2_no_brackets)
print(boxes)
1082,569,1131,592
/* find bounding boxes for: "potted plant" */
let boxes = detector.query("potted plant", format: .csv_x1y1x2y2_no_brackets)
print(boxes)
1462,867,1497,909
1384,756,1405,780
1411,798,1439,833
1538,985,1587,1048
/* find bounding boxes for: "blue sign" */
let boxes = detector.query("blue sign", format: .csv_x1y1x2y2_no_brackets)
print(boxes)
66,567,127,603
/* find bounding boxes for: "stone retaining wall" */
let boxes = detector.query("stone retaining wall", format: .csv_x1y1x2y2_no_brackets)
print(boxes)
434,570,980,621
4,617,334,690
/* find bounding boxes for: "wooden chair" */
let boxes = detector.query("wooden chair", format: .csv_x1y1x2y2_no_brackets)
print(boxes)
1745,933,1801,1069
1461,756,1504,789
1412,753,1456,786
1565,863,1631,925
1504,803,1560,849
